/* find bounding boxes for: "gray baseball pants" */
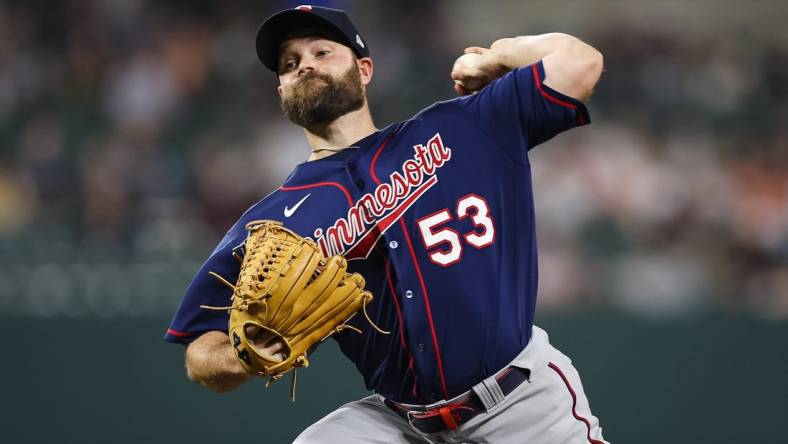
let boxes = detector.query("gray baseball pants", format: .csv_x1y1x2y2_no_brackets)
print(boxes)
294,326,609,444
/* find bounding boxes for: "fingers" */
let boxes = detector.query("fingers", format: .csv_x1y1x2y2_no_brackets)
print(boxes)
454,82,472,96
244,324,287,362
452,49,488,96
464,46,488,54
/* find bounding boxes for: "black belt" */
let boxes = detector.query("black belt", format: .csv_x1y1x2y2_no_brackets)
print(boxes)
384,366,530,434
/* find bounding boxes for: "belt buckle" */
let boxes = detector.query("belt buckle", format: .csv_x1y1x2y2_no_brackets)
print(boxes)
405,409,427,433
406,403,463,433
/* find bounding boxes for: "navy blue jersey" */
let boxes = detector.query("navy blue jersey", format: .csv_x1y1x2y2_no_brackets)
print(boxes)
165,61,589,404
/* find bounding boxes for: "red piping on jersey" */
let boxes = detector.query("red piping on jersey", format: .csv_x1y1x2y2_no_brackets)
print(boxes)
369,127,399,183
531,63,586,125
384,258,420,400
280,182,353,207
166,328,193,337
369,127,450,400
548,362,605,444
397,221,450,399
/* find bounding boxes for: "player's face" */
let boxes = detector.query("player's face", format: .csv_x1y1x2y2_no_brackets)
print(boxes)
277,35,370,127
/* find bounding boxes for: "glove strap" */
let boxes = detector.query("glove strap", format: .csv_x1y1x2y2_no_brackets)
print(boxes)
362,295,390,335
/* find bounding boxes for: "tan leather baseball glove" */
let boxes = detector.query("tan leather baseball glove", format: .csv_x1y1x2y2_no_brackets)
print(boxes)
203,220,384,400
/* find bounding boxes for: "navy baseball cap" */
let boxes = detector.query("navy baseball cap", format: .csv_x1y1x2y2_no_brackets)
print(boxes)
256,5,370,72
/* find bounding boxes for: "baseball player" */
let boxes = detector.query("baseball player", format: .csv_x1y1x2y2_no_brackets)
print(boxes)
165,5,607,443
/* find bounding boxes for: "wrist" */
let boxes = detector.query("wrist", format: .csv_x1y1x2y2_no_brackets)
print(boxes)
223,342,252,376
488,37,521,70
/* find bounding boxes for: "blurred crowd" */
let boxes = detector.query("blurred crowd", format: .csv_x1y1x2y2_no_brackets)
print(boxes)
0,0,785,318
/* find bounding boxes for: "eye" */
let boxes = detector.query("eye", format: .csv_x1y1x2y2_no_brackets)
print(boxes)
316,50,330,57
282,60,298,71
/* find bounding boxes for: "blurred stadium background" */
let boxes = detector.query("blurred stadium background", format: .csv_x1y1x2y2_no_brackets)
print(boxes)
0,0,786,443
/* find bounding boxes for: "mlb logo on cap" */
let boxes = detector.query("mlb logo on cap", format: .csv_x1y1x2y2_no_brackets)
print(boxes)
256,5,371,72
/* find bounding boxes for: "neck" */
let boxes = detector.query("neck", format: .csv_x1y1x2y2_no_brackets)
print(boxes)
303,105,377,161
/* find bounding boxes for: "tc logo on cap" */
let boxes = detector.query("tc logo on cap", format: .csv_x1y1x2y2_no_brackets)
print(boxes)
296,5,312,11
356,34,364,48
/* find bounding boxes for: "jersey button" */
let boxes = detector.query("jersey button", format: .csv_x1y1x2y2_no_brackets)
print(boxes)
405,290,413,298
389,240,398,249
355,179,364,188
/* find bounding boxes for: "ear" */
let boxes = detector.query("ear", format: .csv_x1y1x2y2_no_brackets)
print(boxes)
277,84,283,96
357,57,374,86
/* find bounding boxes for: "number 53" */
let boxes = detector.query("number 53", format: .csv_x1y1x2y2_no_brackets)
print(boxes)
416,194,495,267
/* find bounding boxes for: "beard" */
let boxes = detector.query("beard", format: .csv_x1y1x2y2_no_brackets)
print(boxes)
280,64,365,128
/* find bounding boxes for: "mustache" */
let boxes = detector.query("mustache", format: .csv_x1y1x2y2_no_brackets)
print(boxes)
294,71,330,87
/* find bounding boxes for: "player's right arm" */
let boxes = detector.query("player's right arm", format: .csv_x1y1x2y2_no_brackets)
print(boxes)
447,33,599,157
451,33,603,101
489,34,602,101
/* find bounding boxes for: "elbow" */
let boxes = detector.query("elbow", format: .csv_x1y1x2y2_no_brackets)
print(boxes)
185,360,236,394
543,37,603,102
184,359,211,390
587,48,604,86
184,341,249,394
573,45,603,102
184,361,204,388
184,345,227,394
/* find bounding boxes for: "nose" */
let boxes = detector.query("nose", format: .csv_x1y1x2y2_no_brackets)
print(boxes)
297,59,315,76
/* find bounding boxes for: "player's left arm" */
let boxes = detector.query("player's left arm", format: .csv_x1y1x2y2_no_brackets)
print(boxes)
451,33,603,101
